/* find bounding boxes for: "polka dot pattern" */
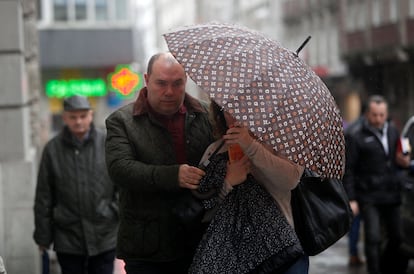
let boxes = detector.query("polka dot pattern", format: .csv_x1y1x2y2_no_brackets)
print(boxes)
164,23,345,179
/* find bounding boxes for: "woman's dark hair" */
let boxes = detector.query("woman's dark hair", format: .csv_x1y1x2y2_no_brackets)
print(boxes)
209,100,228,139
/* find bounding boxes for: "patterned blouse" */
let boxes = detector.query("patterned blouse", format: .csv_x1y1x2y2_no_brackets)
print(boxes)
190,152,304,274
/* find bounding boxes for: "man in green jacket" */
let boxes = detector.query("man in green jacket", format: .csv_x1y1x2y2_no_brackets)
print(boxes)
105,52,214,273
34,95,119,274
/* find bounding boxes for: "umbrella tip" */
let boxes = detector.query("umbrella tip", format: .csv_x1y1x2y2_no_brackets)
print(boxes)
295,36,311,57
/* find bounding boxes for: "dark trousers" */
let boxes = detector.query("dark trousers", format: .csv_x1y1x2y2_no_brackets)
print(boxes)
283,255,309,274
348,214,362,256
124,257,192,274
361,203,407,274
56,249,115,274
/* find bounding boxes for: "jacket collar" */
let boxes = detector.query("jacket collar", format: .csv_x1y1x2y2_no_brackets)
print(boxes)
132,87,206,116
61,123,95,146
363,118,389,137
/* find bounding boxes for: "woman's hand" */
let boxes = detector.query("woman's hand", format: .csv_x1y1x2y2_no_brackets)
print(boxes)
225,155,251,186
223,123,254,150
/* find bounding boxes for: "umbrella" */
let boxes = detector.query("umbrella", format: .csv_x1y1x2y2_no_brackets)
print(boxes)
163,22,345,179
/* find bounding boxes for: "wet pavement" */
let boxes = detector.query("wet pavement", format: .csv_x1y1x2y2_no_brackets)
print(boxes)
75,235,414,274
309,236,367,274
111,236,364,274
309,236,414,274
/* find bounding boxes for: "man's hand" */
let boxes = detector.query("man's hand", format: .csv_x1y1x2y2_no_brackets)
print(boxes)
178,164,206,190
38,245,48,252
350,200,359,216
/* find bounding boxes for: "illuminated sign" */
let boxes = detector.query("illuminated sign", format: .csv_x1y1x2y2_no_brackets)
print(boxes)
108,65,142,97
46,79,107,98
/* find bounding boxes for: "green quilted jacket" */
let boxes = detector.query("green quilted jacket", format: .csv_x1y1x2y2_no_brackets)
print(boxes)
105,89,213,262
34,125,118,256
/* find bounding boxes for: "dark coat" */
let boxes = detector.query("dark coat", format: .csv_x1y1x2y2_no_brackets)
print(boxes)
400,116,414,257
34,124,118,256
343,118,402,205
105,89,214,262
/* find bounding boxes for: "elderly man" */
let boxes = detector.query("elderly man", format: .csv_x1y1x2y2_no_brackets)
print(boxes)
34,95,118,274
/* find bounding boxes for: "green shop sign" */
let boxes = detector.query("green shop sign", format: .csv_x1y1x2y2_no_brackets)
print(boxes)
46,79,107,98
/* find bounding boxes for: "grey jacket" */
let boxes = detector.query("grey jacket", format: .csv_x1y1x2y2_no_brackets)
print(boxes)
34,125,118,256
105,89,214,262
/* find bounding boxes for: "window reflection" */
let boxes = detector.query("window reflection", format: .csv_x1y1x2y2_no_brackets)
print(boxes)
75,0,87,20
53,0,68,21
115,0,127,20
95,0,108,21
49,0,128,22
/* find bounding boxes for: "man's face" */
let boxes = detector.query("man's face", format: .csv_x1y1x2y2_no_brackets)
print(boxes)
144,57,186,116
62,110,93,138
366,102,388,129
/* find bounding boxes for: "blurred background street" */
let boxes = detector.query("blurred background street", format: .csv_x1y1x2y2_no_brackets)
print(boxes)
2,0,414,273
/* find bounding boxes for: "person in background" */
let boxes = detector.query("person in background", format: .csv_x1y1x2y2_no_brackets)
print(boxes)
397,115,414,260
33,95,119,274
189,101,306,274
343,103,366,267
343,95,410,274
105,52,214,274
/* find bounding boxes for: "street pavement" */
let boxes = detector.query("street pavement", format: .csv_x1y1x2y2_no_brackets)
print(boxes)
101,235,414,274
309,236,367,274
309,236,414,274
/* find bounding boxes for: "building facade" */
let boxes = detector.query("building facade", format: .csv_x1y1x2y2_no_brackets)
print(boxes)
0,0,41,273
37,0,152,134
341,0,414,128
282,0,414,128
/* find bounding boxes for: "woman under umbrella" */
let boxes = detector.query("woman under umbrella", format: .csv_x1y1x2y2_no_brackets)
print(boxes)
190,101,307,274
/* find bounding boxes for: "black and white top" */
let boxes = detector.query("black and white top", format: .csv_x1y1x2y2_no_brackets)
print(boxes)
190,152,303,274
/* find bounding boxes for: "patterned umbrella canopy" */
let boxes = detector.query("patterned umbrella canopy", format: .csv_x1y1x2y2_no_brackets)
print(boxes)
164,22,345,179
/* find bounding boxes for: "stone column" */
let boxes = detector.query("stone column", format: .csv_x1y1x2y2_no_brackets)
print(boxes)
0,0,41,273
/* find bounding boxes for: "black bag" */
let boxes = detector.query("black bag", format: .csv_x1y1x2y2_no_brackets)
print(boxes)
172,191,205,226
291,169,353,256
